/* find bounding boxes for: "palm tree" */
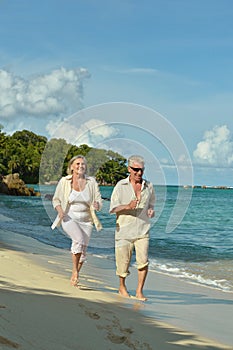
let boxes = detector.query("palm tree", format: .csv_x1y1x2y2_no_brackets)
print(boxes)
8,155,21,174
96,159,127,185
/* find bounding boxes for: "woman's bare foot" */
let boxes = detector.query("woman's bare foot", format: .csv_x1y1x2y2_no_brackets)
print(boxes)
70,273,79,287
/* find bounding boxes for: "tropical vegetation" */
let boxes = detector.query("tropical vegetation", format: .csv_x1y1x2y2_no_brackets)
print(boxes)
0,125,128,185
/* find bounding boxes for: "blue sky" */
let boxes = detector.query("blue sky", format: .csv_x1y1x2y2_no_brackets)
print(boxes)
1,0,233,186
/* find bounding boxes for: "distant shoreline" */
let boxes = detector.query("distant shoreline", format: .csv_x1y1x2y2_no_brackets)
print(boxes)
41,182,233,190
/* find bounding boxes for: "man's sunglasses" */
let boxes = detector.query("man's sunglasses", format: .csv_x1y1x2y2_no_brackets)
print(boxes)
129,166,144,172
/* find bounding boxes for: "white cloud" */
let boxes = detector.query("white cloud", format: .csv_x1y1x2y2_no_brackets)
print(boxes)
47,118,120,147
0,67,90,119
193,125,233,167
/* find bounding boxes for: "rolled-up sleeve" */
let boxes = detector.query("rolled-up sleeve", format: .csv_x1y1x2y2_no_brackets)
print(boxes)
52,178,63,209
52,177,71,211
93,179,103,210
149,184,156,209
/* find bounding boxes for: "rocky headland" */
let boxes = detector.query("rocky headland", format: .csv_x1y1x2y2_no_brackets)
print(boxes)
0,173,40,196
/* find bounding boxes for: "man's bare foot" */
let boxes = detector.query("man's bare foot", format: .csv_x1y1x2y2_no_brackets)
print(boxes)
118,286,130,298
135,292,147,301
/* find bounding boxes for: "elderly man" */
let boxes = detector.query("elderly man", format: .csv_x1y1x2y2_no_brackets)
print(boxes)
110,155,155,301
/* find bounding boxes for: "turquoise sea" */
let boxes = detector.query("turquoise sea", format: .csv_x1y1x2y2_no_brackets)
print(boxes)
1,185,233,293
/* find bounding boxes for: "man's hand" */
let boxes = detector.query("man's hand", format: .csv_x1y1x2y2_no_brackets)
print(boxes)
127,199,138,210
147,208,154,218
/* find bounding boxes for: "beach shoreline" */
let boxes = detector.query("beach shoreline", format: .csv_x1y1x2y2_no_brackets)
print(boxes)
1,229,233,350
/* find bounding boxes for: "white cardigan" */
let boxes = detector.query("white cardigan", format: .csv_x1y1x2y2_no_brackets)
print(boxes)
51,175,102,231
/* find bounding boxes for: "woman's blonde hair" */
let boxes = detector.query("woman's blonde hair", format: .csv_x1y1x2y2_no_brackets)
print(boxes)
67,155,87,175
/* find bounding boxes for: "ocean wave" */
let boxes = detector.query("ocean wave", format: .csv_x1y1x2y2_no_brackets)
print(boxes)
149,259,233,292
0,213,14,222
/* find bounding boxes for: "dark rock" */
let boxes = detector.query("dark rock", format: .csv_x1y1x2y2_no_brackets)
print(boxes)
0,173,40,196
44,193,54,200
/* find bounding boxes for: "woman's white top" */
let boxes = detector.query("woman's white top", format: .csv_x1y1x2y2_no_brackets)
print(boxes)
67,187,92,223
51,175,102,231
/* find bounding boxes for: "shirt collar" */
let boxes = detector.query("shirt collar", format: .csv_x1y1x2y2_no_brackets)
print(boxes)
122,176,147,188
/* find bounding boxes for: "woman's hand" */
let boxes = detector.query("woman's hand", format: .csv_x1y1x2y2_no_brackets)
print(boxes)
93,201,100,211
56,205,65,219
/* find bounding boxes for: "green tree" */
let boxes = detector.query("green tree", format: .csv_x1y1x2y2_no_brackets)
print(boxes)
40,138,71,183
0,126,8,173
0,126,128,185
62,144,92,176
10,130,47,183
96,156,127,185
8,154,21,174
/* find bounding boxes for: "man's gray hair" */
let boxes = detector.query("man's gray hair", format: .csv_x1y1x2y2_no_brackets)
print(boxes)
128,155,145,167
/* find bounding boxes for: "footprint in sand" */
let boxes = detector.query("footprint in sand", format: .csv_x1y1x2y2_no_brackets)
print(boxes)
78,303,100,320
87,311,100,320
107,334,127,344
78,303,151,349
103,316,152,350
0,335,20,349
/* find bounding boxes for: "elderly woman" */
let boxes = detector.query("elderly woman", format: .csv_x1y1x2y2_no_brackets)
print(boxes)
51,155,102,286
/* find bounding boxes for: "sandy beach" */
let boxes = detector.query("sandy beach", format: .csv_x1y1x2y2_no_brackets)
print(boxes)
1,229,233,350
